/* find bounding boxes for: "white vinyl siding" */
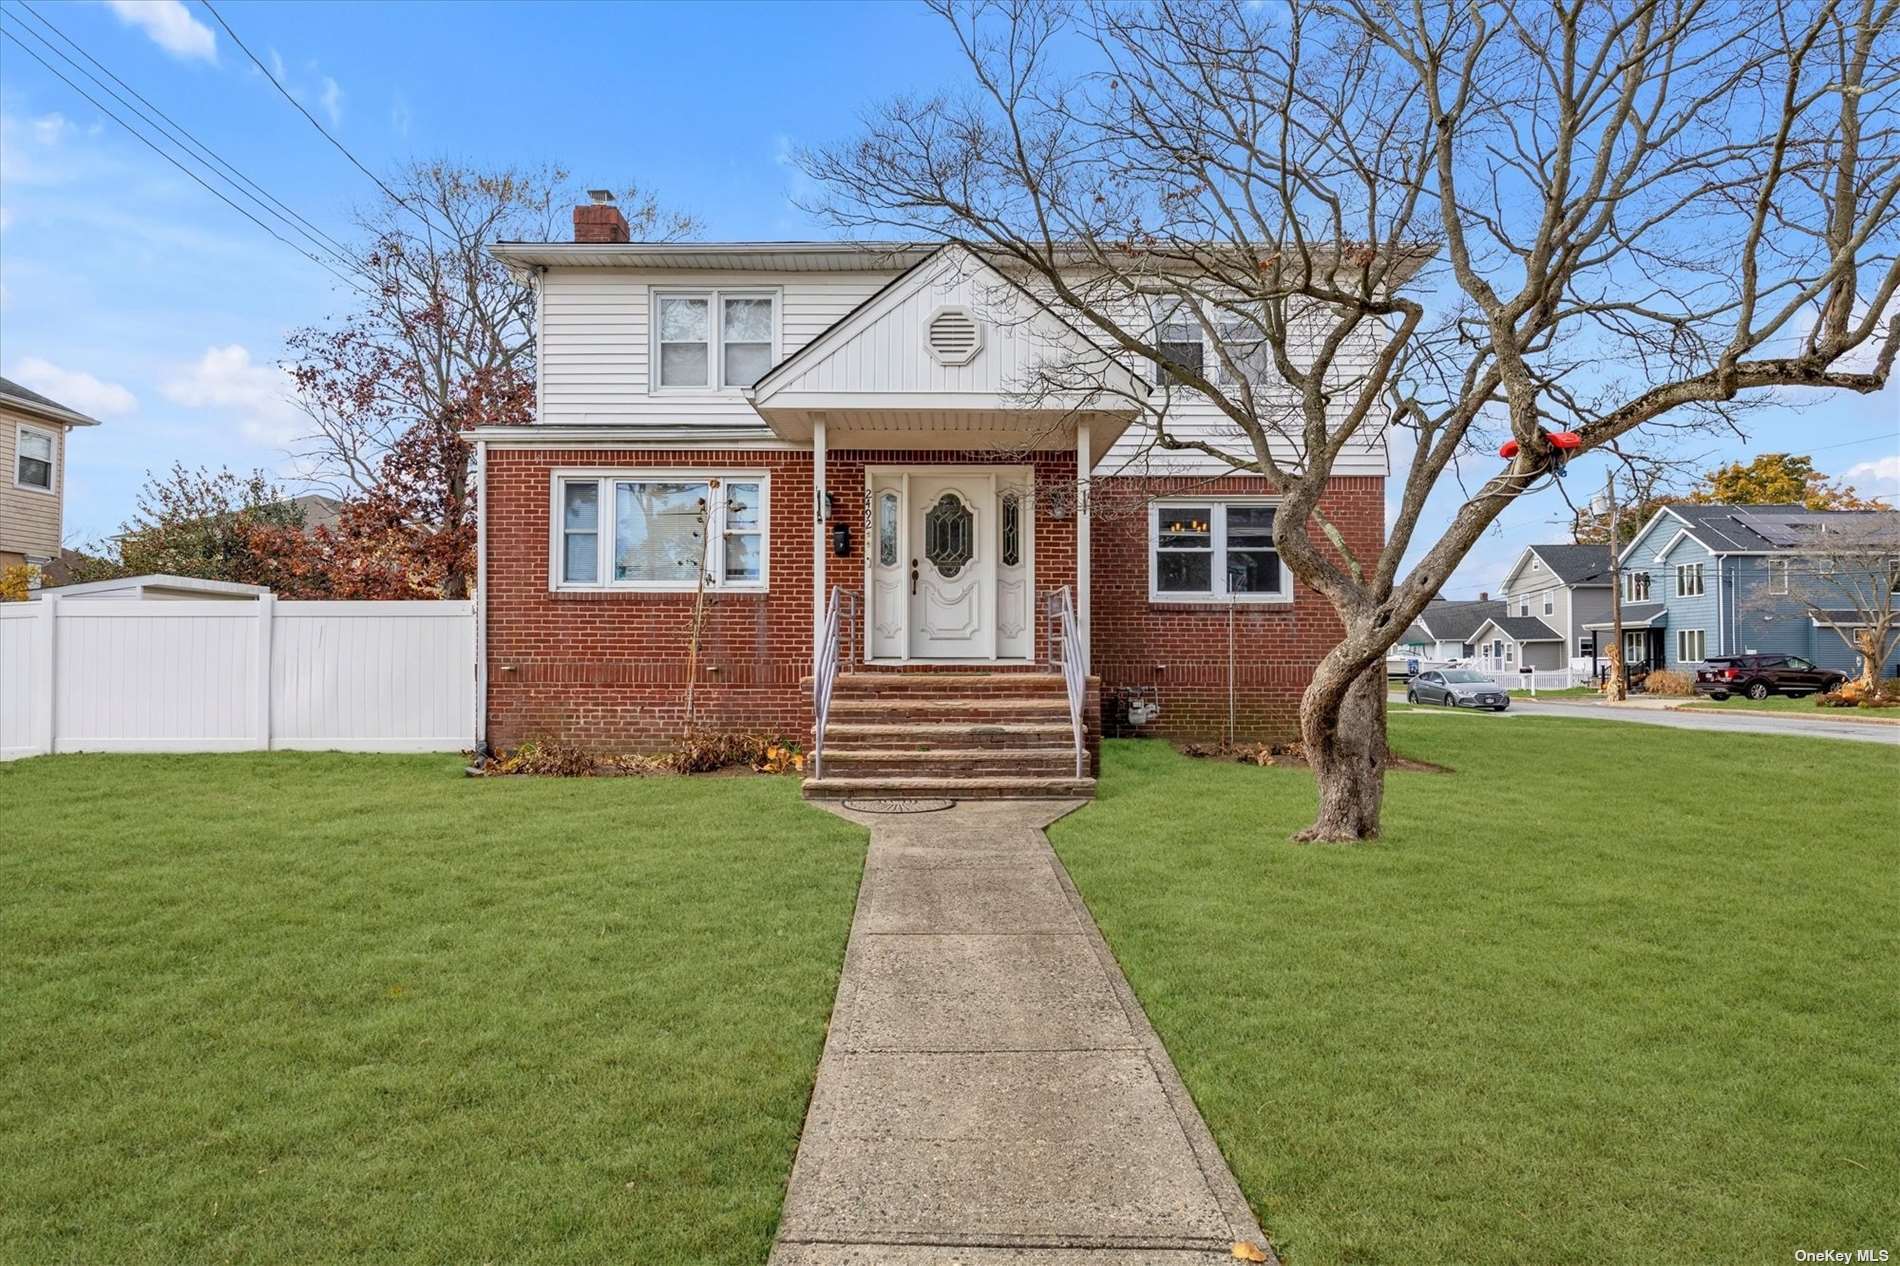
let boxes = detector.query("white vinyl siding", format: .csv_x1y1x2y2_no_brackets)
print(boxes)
551,470,769,592
537,269,887,424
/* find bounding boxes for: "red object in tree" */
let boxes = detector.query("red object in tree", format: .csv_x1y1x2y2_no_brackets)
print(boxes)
1499,439,1520,458
1550,430,1583,450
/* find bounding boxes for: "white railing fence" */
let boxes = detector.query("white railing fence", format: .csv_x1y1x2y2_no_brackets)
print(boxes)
0,596,476,761
1462,663,1590,693
1044,585,1088,778
808,586,858,780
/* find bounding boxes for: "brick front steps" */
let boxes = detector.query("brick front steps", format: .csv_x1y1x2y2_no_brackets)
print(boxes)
804,673,1095,800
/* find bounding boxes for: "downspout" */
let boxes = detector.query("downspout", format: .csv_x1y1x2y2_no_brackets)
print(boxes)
1715,555,1724,657
474,437,489,752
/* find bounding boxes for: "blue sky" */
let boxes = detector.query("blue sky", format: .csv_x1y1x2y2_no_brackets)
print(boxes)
2,0,1895,595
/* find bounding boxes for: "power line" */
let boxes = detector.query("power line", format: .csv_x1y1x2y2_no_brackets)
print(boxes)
0,23,369,296
196,0,450,238
8,1,363,275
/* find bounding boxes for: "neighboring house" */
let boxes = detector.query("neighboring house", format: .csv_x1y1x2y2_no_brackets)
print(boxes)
1467,613,1567,671
1496,543,1613,661
30,574,269,601
1,376,101,573
1399,597,1505,661
471,196,1402,787
1604,502,1900,678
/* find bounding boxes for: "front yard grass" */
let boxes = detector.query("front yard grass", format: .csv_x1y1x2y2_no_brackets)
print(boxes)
1050,719,1898,1266
0,753,867,1266
1680,693,1899,723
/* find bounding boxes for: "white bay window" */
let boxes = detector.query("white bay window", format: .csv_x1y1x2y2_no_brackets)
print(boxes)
1150,501,1289,602
653,290,778,390
554,472,768,591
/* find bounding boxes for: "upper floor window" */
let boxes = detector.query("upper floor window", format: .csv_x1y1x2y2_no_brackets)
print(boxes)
1150,500,1288,602
554,472,768,591
1151,302,1269,388
654,290,777,391
1676,561,1704,597
1625,571,1650,601
15,424,55,492
1542,590,1554,616
1768,558,1791,593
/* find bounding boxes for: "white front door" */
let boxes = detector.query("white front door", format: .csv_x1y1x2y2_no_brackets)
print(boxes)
909,474,993,659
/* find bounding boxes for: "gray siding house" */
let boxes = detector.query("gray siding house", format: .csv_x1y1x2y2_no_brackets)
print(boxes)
1495,543,1614,663
1608,503,1900,677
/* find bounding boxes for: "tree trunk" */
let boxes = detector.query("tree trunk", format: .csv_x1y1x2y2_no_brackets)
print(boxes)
1295,647,1389,842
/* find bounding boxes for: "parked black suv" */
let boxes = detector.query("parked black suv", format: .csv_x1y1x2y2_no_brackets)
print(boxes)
1694,654,1845,701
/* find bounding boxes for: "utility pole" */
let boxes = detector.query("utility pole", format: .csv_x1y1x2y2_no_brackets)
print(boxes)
1602,469,1627,701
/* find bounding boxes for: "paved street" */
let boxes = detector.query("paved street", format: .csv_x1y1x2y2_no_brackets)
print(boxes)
1393,693,1899,745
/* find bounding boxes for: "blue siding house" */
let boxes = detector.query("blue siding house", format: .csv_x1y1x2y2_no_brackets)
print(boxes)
1606,503,1900,679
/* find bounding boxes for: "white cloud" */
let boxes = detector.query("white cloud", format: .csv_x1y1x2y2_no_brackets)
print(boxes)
1845,453,1900,499
162,344,303,446
7,356,138,417
31,112,70,145
105,0,217,64
318,76,343,127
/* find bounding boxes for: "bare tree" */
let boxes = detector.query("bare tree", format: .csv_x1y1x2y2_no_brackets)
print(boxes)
1759,516,1900,690
801,0,1900,840
288,162,696,597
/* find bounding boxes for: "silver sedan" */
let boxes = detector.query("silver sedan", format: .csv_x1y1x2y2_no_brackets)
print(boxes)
1406,669,1511,711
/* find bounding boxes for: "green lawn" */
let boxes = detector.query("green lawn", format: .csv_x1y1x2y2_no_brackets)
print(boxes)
1050,720,1899,1266
1681,694,1898,723
0,754,867,1266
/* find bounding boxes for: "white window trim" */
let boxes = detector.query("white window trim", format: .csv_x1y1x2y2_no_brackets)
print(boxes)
13,422,57,495
1768,558,1790,594
1542,590,1554,616
1625,571,1650,602
649,287,781,394
1677,628,1706,662
1676,561,1704,597
548,469,771,592
1147,497,1292,604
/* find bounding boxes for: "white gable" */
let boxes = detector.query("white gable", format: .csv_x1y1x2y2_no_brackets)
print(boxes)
751,247,1144,405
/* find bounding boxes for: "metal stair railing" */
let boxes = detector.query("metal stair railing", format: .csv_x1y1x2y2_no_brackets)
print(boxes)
1044,585,1088,778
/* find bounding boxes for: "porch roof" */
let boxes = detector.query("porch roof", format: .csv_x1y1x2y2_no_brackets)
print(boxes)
1582,602,1668,630
745,246,1146,465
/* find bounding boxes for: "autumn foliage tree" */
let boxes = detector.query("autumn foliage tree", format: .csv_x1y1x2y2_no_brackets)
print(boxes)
287,162,694,598
1690,453,1888,511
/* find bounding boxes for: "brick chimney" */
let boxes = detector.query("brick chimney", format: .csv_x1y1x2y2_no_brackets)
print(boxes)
574,190,628,244
1479,591,1489,601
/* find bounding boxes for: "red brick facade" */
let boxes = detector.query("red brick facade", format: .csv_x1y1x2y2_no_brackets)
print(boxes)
482,444,1382,750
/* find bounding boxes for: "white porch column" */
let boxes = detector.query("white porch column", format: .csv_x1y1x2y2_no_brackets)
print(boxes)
812,414,827,678
1075,421,1092,673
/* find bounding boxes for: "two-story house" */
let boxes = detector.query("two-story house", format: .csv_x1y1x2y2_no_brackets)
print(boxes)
471,197,1400,795
1,376,101,574
1606,502,1900,677
1398,597,1505,662
1467,543,1615,670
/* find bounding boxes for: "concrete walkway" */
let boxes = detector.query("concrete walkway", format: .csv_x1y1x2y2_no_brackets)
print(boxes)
770,800,1272,1266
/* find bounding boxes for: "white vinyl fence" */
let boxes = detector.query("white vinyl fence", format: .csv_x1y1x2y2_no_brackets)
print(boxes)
0,596,476,761
1466,660,1593,692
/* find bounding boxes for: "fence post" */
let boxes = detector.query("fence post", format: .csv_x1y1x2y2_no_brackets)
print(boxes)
254,593,276,751
32,593,57,756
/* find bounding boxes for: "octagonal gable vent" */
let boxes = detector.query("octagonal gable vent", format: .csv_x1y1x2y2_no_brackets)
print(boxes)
926,306,984,366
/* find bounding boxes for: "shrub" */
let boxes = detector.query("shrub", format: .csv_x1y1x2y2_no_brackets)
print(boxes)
492,740,597,777
1645,669,1695,696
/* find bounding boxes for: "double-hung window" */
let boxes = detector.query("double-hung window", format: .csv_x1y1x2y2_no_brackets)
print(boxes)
1675,561,1704,597
1625,571,1650,601
554,472,768,590
653,290,777,390
1150,501,1288,601
14,424,55,492
1542,590,1554,616
1677,628,1706,662
1768,558,1791,594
